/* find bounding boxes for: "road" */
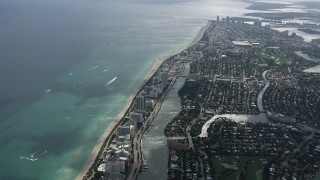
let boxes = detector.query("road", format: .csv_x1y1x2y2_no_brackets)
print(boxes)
186,104,204,150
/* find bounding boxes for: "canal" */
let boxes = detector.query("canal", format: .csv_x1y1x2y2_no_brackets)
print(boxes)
138,63,190,180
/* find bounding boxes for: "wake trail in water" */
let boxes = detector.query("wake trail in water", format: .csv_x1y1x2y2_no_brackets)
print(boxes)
20,156,38,161
106,77,117,86
20,147,48,162
91,65,100,69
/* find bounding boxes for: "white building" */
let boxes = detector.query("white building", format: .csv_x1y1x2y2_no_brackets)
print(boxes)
97,163,107,172
115,149,132,160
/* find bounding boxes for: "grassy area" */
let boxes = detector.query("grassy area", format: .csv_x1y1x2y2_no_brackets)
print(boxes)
260,48,292,66
250,48,292,69
210,155,269,180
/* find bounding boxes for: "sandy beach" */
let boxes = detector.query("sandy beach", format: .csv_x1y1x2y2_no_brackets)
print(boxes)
75,95,135,180
144,20,212,82
188,20,212,48
76,20,211,180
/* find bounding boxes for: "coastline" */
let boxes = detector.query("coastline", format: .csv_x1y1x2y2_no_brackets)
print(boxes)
76,19,211,180
144,20,212,83
188,20,211,48
75,95,135,180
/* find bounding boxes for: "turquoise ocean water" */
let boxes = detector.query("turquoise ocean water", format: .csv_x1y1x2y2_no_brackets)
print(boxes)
0,0,214,179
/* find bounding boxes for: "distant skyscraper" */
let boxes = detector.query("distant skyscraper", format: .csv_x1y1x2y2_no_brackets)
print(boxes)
217,15,220,21
226,16,230,22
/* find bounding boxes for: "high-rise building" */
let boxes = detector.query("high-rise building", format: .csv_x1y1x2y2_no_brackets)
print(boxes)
129,112,143,129
129,112,143,123
140,90,147,108
149,86,160,98
160,71,169,87
217,15,220,21
117,126,131,136
135,94,145,111
152,76,160,85
106,158,126,174
144,86,153,96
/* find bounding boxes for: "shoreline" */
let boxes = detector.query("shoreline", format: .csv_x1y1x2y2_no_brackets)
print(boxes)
76,19,211,180
188,20,211,48
143,20,212,83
